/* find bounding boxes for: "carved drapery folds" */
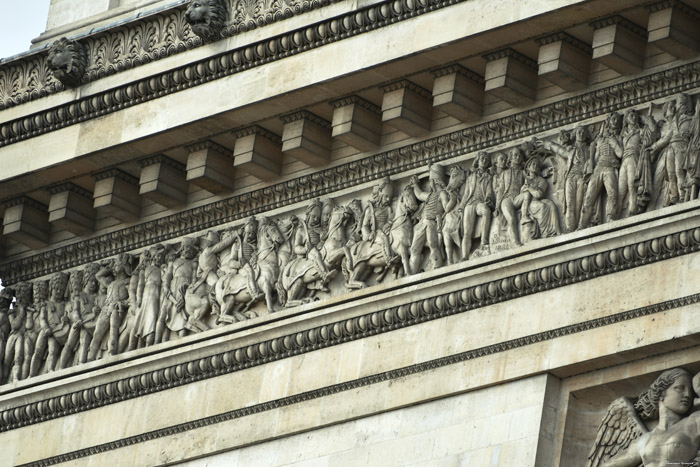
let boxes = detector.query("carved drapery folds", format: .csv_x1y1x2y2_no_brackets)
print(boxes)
2,90,699,384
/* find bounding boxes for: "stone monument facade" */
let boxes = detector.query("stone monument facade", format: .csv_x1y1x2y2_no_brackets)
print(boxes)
0,0,700,465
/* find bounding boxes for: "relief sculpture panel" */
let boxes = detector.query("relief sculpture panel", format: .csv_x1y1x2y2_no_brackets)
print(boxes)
1,91,699,385
588,368,700,467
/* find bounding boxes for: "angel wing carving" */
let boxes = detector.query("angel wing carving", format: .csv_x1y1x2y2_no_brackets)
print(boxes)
586,396,648,467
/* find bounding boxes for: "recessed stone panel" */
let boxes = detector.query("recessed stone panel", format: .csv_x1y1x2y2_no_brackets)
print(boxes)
186,141,236,195
381,80,433,137
233,126,283,181
330,96,383,152
484,48,538,107
281,111,332,167
537,32,591,91
431,65,484,122
2,197,50,249
591,16,647,75
48,183,95,236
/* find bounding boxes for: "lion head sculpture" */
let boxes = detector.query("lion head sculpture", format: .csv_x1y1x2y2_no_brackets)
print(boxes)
185,0,228,41
47,37,87,87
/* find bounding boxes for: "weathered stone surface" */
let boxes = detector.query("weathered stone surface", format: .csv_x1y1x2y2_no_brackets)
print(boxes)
432,65,484,122
47,183,95,236
232,126,283,181
186,141,235,195
647,1,700,59
93,169,141,222
281,111,332,167
484,48,538,107
139,154,188,209
331,96,383,152
2,197,50,249
381,80,433,137
537,33,591,91
591,16,647,75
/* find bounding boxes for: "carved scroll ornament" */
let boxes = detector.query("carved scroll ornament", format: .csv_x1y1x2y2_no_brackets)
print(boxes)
0,0,335,110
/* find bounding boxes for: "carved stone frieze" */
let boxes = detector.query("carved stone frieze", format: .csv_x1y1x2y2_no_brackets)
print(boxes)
1,63,699,285
1,84,699,383
1,223,699,435
0,0,336,110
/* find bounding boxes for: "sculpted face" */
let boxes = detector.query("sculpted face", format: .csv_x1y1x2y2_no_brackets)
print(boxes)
47,38,87,87
661,374,694,415
185,0,226,40
508,149,523,168
495,153,507,170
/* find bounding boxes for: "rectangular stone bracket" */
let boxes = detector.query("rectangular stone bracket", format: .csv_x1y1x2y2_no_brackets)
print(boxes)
591,16,647,75
281,111,332,167
48,183,95,237
93,169,141,223
484,48,538,107
2,197,50,249
233,126,283,181
381,80,433,137
139,155,188,209
186,141,235,195
330,96,382,152
647,1,700,59
432,65,484,122
537,33,591,91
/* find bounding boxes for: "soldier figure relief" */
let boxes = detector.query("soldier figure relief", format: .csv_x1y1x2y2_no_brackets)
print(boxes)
2,91,700,383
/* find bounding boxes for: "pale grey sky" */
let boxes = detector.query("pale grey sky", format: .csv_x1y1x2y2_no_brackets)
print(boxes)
0,0,51,60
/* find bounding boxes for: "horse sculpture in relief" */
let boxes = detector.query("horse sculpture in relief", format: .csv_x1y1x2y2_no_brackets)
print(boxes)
214,217,284,321
278,203,349,307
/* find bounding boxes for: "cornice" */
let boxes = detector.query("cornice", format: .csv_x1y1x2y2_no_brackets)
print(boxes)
379,79,433,99
1,60,698,284
3,196,47,211
647,0,700,19
93,168,139,185
46,182,92,198
483,48,538,69
232,124,281,143
0,0,498,148
0,0,337,111
329,95,382,113
280,110,331,128
185,139,233,157
431,64,484,84
3,223,699,439
139,154,186,171
589,15,648,37
535,32,592,54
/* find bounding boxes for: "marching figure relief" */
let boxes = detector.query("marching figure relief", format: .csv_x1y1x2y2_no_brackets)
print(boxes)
588,368,700,467
2,92,700,384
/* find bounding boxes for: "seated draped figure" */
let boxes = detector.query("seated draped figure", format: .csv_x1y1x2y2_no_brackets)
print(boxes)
588,367,700,467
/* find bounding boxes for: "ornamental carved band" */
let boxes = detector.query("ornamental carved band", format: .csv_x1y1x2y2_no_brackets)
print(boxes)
1,89,699,385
